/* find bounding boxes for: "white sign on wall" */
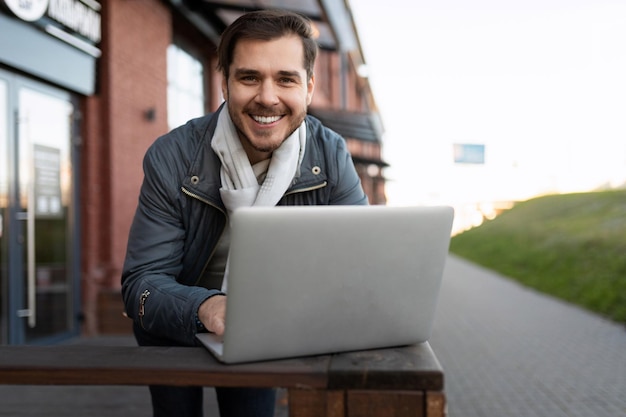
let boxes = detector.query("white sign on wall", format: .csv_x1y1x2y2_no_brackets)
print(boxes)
33,144,63,218
1,0,101,56
3,0,49,21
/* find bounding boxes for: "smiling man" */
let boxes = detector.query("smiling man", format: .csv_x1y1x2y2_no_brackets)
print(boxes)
121,9,367,417
224,35,314,162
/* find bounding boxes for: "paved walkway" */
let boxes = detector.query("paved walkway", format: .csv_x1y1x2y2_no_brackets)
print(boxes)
1,255,625,416
430,255,626,417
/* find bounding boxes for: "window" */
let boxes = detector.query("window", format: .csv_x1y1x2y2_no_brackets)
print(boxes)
167,44,205,130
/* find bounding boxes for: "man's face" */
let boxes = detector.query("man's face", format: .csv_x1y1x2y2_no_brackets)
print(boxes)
222,35,315,164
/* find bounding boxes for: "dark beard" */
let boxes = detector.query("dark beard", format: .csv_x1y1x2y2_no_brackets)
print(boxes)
229,102,307,153
235,125,285,153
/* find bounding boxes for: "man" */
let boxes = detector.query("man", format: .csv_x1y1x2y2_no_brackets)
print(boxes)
121,9,368,417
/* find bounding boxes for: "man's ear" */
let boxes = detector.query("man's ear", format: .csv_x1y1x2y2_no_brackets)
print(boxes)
306,74,315,105
221,76,228,101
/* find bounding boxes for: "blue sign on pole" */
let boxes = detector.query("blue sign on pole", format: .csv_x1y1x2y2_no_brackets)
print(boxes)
454,144,485,164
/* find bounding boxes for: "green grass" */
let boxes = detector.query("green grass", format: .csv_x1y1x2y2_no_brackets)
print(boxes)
449,189,626,323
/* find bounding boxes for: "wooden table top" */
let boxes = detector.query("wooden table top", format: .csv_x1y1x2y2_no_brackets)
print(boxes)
0,342,443,391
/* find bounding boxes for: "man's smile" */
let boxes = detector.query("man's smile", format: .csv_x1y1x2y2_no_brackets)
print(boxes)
251,115,283,124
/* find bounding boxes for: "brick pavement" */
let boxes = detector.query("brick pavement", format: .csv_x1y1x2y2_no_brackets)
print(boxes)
430,255,626,417
1,255,624,416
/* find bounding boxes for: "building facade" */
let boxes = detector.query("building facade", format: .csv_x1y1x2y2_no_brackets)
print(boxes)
0,0,386,342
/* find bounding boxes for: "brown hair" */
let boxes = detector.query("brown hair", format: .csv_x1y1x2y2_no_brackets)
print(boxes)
217,9,318,81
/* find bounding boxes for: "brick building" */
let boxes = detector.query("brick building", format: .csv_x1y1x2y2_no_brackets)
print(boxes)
0,0,386,343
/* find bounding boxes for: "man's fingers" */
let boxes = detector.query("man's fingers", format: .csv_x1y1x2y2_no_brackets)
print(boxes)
209,317,226,336
198,295,227,335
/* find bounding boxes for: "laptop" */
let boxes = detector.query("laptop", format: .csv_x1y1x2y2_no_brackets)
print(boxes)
196,205,454,363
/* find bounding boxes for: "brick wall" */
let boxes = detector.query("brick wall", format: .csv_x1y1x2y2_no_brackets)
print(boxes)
107,0,171,280
82,0,171,335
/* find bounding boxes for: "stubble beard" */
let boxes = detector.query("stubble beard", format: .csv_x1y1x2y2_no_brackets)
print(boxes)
229,102,307,154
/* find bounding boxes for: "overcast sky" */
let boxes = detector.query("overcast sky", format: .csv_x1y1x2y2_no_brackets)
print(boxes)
349,0,626,213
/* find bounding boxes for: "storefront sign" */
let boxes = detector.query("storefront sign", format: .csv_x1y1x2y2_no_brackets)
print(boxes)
48,0,101,43
2,0,101,54
2,0,48,21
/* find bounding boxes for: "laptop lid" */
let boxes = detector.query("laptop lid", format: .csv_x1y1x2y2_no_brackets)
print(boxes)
197,205,454,364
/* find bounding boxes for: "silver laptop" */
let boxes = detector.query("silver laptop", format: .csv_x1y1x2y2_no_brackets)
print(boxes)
196,205,454,363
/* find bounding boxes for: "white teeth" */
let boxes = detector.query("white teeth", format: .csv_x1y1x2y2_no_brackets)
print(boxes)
253,115,281,124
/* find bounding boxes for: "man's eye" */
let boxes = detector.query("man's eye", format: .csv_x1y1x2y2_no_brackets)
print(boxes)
279,78,295,84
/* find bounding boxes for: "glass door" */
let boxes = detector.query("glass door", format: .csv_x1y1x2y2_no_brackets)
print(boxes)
0,70,79,344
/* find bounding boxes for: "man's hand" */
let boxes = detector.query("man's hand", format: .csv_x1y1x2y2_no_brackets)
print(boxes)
198,295,227,336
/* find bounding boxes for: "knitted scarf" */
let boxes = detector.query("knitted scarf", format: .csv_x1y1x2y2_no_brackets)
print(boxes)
211,107,306,216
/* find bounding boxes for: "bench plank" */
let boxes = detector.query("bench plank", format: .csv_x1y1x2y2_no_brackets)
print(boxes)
288,389,345,417
347,390,425,417
0,345,329,388
328,343,444,391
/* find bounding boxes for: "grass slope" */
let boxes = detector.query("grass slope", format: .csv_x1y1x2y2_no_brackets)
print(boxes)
449,189,626,323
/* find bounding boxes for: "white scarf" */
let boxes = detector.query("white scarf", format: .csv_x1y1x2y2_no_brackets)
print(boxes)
211,107,307,291
211,107,306,215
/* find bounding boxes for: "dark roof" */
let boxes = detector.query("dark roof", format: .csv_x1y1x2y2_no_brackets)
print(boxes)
181,0,343,50
308,108,383,143
351,155,389,167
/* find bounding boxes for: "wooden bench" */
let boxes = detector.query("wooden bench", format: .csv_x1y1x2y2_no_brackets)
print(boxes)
0,342,446,417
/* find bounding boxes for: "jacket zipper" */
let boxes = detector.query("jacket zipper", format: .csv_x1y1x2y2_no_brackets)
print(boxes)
139,289,150,329
284,181,327,196
181,187,218,207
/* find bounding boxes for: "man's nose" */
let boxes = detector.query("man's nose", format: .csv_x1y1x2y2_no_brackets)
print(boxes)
256,80,280,106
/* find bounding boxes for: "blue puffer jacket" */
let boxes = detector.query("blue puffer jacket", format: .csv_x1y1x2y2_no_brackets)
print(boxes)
121,106,368,345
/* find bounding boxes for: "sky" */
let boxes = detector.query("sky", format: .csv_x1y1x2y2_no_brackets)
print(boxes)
349,0,626,228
